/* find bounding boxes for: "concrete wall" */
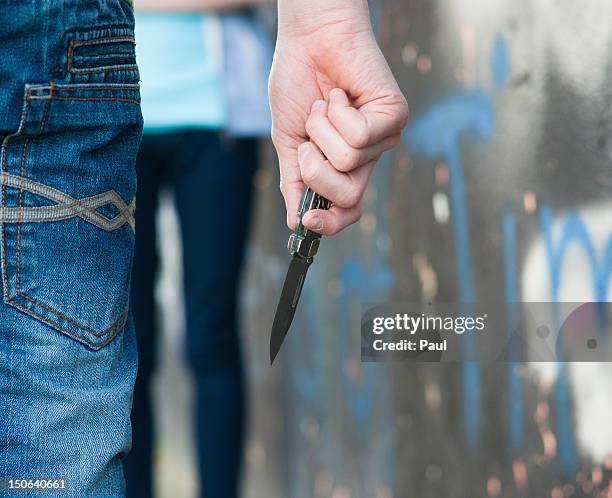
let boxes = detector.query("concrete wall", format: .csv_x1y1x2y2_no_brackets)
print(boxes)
241,1,612,497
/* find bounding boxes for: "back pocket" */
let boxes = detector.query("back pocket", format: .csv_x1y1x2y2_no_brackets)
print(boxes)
0,83,142,349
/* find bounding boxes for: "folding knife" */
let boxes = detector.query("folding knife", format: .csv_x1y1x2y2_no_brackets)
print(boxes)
270,187,331,364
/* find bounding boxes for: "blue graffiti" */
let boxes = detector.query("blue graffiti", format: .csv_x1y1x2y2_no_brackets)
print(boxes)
502,209,525,454
338,254,395,420
538,205,612,471
405,88,494,447
288,280,325,403
492,34,510,87
405,29,612,474
540,206,610,303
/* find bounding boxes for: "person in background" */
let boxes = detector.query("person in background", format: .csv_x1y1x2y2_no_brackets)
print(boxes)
123,2,272,497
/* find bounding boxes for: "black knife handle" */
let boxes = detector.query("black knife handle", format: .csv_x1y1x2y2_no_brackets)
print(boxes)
287,187,331,259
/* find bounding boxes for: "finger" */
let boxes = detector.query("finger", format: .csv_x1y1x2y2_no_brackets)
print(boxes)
302,204,362,236
328,88,408,149
273,133,306,229
298,141,374,208
306,99,399,173
281,177,305,230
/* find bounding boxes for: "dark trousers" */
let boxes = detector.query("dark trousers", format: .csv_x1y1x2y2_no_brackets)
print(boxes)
124,130,258,498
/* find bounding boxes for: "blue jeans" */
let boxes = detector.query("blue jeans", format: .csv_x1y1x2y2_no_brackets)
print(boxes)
0,1,142,496
123,131,257,498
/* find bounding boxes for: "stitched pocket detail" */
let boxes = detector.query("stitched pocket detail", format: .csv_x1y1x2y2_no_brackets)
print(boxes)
67,35,137,75
0,83,142,349
63,26,139,85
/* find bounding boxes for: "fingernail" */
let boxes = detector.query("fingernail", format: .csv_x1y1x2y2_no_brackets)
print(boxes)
306,216,323,230
311,100,325,112
330,88,346,104
298,142,311,163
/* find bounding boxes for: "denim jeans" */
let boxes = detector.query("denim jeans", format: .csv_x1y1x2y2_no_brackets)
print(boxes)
0,1,142,496
123,131,257,498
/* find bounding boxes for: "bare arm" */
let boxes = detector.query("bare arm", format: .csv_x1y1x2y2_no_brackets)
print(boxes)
135,0,271,12
277,0,371,37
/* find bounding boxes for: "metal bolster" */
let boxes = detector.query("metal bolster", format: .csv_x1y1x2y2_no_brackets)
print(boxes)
288,233,320,259
287,187,328,258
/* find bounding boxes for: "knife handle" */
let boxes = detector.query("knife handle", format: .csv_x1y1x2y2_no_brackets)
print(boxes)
287,187,331,259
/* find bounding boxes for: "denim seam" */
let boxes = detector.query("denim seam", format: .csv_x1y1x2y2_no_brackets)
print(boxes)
16,138,28,289
72,35,135,47
6,298,127,348
33,84,140,92
28,95,140,106
39,82,53,131
26,84,140,106
69,66,139,76
15,292,129,338
67,35,137,75
1,88,31,310
15,90,44,290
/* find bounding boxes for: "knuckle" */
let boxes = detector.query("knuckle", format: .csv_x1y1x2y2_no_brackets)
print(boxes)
348,126,370,149
337,187,361,209
348,188,363,207
335,147,360,172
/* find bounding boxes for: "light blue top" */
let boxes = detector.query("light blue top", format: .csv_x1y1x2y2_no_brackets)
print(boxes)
135,12,273,137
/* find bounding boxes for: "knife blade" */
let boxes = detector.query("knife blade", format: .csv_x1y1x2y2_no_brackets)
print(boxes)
270,187,331,364
269,256,312,364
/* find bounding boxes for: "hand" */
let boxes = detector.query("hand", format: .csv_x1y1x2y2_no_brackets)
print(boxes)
269,1,408,235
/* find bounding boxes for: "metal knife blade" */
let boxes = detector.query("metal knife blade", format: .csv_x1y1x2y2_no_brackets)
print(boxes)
270,186,330,365
270,255,313,364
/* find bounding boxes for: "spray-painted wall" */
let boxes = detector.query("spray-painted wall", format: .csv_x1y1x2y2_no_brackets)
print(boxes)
242,1,612,497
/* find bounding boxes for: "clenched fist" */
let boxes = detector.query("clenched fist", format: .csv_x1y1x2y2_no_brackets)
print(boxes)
269,0,409,235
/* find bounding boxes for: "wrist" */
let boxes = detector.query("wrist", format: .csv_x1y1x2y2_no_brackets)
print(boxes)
277,0,371,39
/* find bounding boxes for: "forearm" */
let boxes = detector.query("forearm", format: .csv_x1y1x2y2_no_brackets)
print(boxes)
277,0,371,37
135,0,271,12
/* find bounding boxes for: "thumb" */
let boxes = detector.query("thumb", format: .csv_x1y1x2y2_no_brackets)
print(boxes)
276,144,305,230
